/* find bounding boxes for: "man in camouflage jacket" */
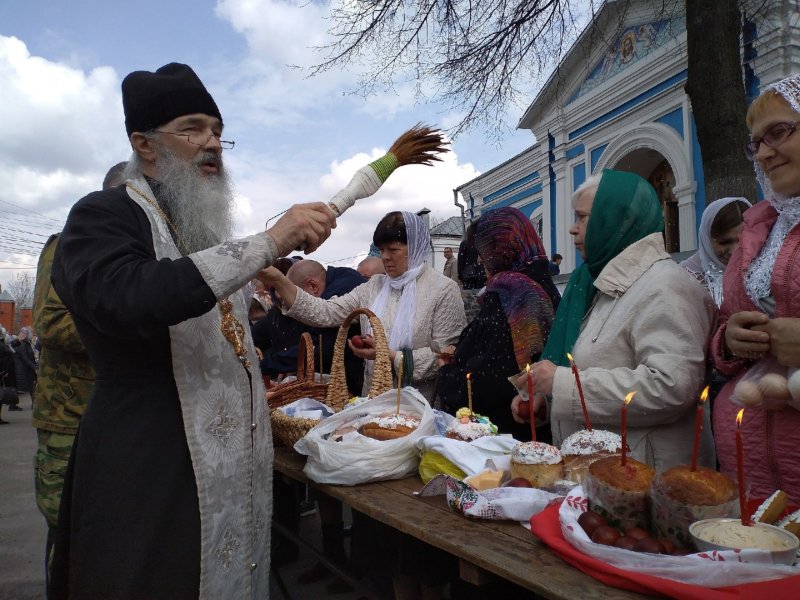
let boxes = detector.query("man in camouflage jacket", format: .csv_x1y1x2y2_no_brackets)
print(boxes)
31,163,124,575
32,232,95,571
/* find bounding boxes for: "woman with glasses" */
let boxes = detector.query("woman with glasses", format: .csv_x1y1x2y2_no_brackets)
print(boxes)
710,74,800,503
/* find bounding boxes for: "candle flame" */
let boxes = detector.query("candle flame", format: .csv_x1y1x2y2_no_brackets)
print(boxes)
699,385,709,404
623,391,636,406
566,352,574,363
526,363,530,373
467,372,471,381
736,408,744,427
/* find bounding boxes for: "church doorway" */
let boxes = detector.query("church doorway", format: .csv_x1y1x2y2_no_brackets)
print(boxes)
612,149,679,252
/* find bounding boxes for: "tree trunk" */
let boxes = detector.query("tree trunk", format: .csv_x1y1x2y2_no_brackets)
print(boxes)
685,0,757,205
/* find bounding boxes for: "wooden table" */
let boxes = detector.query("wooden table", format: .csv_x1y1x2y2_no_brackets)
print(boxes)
273,447,646,599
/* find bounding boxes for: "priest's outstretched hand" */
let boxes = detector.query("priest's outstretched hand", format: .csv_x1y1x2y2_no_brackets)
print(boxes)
267,202,337,255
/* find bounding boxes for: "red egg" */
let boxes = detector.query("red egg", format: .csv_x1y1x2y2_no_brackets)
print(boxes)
503,477,533,488
625,527,650,541
350,335,367,349
658,538,676,555
633,538,666,554
577,511,607,536
613,536,638,551
591,525,621,546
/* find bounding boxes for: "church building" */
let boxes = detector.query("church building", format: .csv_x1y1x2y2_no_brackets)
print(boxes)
455,0,800,273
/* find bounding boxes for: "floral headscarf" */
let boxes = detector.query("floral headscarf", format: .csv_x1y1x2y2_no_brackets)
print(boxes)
475,207,558,369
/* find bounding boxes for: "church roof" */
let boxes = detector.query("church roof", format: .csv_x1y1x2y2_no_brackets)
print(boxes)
0,290,15,302
430,215,464,238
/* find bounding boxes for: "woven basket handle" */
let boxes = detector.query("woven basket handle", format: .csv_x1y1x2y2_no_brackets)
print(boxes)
326,308,393,411
295,332,315,382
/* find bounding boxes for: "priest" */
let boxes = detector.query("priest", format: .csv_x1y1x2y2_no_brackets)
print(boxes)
49,62,335,599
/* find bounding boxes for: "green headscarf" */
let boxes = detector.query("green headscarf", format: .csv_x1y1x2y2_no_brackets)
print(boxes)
542,169,664,366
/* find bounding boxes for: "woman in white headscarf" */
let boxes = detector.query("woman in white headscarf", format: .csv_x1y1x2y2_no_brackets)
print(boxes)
680,197,751,307
260,210,466,400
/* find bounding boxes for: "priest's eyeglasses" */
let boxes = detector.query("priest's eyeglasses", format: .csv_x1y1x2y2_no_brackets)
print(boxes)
155,130,235,150
744,121,798,160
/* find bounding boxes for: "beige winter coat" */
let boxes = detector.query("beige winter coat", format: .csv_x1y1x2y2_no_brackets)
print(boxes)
550,233,716,471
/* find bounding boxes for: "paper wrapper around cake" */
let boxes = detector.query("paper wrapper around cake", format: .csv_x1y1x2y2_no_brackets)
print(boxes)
649,466,739,548
584,455,655,531
510,462,564,489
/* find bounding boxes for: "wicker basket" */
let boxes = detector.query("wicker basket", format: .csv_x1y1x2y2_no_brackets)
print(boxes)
268,332,328,410
269,308,393,447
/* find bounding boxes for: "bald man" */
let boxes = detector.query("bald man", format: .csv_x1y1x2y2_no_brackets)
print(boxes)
357,256,384,278
251,260,366,392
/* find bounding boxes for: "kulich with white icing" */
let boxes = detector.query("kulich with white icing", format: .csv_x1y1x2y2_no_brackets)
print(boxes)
511,441,562,465
446,408,498,441
560,429,623,457
365,413,422,430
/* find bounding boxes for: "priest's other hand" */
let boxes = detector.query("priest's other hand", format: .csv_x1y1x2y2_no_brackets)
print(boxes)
267,202,336,255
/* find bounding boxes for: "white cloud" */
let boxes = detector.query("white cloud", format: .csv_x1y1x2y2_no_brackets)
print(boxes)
0,35,131,287
0,36,128,174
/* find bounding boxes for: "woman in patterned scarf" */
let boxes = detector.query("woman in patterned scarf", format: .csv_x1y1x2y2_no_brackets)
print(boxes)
435,206,559,440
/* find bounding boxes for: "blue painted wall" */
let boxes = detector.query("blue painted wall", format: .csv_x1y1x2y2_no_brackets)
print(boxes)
572,163,586,267
569,70,688,140
549,134,558,257
655,107,684,139
483,172,541,204
590,144,608,172
690,114,706,226
565,144,585,161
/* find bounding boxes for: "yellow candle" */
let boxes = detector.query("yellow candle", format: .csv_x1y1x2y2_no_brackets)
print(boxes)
467,372,473,414
396,351,403,415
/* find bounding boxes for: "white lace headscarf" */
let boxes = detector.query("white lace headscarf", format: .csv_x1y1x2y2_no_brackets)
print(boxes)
369,211,430,350
696,197,751,307
745,74,800,305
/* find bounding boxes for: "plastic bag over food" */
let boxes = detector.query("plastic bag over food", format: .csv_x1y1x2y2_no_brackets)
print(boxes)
731,356,800,411
295,386,436,485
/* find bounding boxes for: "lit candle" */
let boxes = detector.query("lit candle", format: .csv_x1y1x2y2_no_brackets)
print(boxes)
527,364,536,442
735,409,751,526
620,391,636,466
567,352,591,431
396,351,403,415
690,386,710,471
467,372,473,415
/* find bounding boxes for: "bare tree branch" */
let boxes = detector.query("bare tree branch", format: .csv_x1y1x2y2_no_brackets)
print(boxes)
312,0,598,138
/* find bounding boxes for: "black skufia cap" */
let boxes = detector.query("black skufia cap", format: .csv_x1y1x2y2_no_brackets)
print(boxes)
122,63,222,136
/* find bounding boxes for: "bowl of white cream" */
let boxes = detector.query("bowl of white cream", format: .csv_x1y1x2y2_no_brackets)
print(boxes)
689,518,799,564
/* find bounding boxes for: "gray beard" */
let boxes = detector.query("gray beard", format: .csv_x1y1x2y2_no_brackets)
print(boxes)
149,146,235,254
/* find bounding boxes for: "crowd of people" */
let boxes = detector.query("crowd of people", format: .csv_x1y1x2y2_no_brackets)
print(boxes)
9,60,799,599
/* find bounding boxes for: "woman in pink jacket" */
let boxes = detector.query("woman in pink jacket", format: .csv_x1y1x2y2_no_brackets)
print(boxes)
712,74,800,503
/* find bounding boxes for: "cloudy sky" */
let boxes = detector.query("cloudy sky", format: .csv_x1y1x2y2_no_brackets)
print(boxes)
0,0,540,292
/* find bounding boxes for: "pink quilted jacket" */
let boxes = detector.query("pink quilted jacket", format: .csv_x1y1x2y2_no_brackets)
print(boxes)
711,201,800,504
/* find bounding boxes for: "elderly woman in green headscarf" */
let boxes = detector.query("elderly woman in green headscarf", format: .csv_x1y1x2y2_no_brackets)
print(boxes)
512,170,717,470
